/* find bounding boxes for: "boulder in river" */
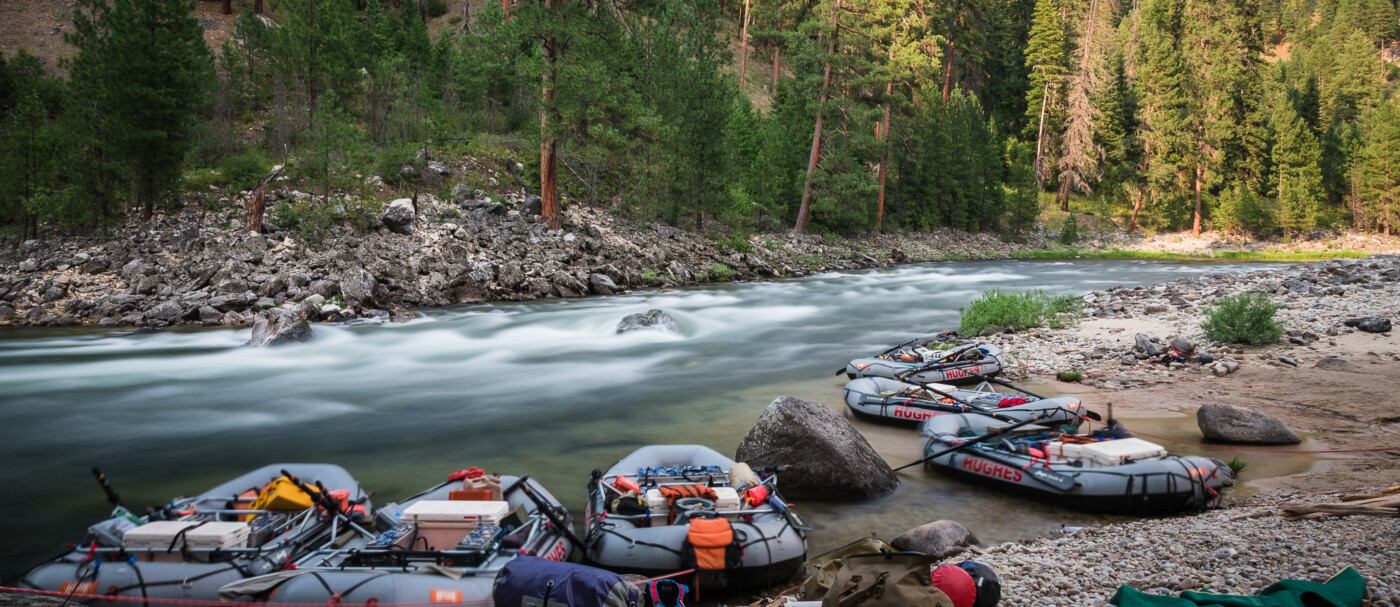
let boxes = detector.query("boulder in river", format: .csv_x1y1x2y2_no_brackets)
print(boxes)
616,309,679,335
891,520,980,558
1196,403,1300,445
1344,316,1392,333
735,396,899,499
246,308,312,347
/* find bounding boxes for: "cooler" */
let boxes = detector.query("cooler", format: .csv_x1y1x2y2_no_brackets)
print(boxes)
1043,442,1083,462
183,522,250,550
644,489,669,520
402,500,509,550
122,521,201,562
713,487,740,512
1080,438,1167,467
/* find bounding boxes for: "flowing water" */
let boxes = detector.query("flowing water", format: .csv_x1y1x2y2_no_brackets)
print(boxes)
0,259,1314,576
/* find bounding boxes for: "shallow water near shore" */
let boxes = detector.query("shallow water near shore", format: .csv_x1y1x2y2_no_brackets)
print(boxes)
0,259,1307,575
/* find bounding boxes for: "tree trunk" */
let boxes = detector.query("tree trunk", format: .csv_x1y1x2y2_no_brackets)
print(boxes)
540,0,561,231
942,39,956,102
503,0,511,22
1193,161,1203,234
739,0,750,89
1127,185,1143,233
876,48,893,231
1034,71,1051,193
255,0,263,14
795,0,843,234
773,47,781,92
223,0,232,15
244,165,284,233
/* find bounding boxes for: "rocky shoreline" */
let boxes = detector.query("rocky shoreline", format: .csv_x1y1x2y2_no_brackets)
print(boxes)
0,196,1045,329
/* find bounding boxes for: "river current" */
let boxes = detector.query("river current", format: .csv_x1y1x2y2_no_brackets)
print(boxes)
0,259,1293,574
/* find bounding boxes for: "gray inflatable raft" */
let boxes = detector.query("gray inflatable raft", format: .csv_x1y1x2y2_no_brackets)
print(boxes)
253,474,575,605
583,445,808,590
846,342,1004,385
920,414,1227,514
17,463,370,603
844,375,1087,425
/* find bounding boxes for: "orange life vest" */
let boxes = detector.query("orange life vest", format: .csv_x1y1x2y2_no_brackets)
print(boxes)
683,516,741,571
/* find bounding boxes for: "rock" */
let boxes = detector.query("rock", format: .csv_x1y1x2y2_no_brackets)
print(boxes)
1279,355,1298,367
616,309,680,335
132,275,161,295
891,521,981,559
1344,316,1391,333
339,267,378,307
1282,279,1311,294
451,183,471,204
1135,333,1166,357
890,248,907,263
1169,335,1195,355
1144,304,1170,314
1313,357,1360,371
0,306,16,320
294,299,321,321
98,317,118,328
521,195,542,216
1211,361,1239,376
382,198,416,234
18,259,37,272
144,300,183,322
245,308,313,347
1196,403,1301,445
427,160,450,176
197,305,222,323
589,273,617,295
735,396,899,499
667,260,692,282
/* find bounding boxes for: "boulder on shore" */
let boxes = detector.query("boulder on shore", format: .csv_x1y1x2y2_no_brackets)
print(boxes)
1314,357,1360,371
246,308,312,347
616,309,679,334
1344,316,1392,333
735,396,899,499
891,520,980,558
1196,403,1301,445
382,199,416,234
340,267,378,308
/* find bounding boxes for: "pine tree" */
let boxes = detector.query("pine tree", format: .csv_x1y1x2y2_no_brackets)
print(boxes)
1354,100,1400,233
1135,0,1193,229
1273,102,1324,232
1320,28,1382,127
1058,0,1112,208
1024,0,1067,191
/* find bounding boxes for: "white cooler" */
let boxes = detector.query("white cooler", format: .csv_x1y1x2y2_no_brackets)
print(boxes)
122,521,249,561
1080,438,1167,467
402,500,509,550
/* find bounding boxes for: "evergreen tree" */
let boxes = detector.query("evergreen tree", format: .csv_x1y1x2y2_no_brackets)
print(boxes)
1272,102,1325,232
1354,100,1400,233
1320,28,1382,127
1024,0,1067,191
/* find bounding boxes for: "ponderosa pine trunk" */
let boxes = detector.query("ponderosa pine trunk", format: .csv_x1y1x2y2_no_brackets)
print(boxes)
540,0,560,231
876,48,893,231
1193,160,1203,234
794,0,843,234
255,0,263,14
772,48,781,92
739,0,750,89
942,39,955,102
223,0,232,15
1127,185,1143,233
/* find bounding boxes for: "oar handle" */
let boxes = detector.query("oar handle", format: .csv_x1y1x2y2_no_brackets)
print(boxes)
92,467,121,507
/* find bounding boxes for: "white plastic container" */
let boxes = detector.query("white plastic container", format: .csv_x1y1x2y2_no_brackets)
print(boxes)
402,501,509,550
183,522,251,550
1043,442,1083,462
713,487,741,512
645,489,669,519
1080,438,1167,467
122,521,201,562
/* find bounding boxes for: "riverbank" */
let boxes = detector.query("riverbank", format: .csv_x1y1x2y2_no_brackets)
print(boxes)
3,189,1399,329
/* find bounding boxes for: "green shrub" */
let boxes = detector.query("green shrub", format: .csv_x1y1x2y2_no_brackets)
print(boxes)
1226,456,1249,477
1213,185,1273,236
221,153,269,192
1060,213,1079,245
958,289,1083,335
1055,369,1083,383
426,0,449,17
710,263,736,281
182,168,227,192
272,199,299,231
715,233,754,253
1201,292,1282,345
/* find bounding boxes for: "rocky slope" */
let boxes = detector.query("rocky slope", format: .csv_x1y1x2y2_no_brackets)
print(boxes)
0,192,1036,328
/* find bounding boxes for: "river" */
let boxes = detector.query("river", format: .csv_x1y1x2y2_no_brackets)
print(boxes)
0,259,1302,575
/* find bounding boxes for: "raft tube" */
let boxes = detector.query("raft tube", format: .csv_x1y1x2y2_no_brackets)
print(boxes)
583,445,808,590
846,343,1004,385
844,376,1087,425
256,475,574,605
18,463,370,604
920,414,1227,514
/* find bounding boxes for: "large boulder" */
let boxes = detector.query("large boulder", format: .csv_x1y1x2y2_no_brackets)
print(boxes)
382,198,416,234
891,520,980,559
589,273,617,296
1344,316,1392,333
616,309,679,335
735,396,899,499
340,267,378,308
1196,403,1301,445
1168,334,1195,356
1134,333,1165,357
1314,357,1360,371
246,308,312,347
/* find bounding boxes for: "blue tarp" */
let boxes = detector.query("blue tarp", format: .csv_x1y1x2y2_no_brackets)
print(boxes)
492,557,641,607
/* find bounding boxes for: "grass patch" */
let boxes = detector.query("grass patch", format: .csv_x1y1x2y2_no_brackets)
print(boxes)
1055,369,1083,383
1010,250,1370,262
1201,292,1283,345
709,263,737,281
1226,456,1249,477
958,288,1083,335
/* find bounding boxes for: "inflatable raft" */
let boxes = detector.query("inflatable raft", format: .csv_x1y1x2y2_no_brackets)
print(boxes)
17,464,372,603
583,445,808,590
845,342,1004,385
920,414,1227,514
253,471,576,605
844,375,1087,425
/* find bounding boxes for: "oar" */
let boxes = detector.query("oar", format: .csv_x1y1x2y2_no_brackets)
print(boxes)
514,475,587,553
891,377,1017,423
892,413,1051,472
835,338,923,375
92,468,122,507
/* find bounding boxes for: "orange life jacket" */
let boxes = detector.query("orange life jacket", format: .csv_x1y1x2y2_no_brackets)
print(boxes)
657,485,717,524
683,516,742,571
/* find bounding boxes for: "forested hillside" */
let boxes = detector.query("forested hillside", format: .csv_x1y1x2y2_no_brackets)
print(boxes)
0,0,1398,241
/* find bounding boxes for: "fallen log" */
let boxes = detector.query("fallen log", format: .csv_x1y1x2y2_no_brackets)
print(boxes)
1279,495,1400,521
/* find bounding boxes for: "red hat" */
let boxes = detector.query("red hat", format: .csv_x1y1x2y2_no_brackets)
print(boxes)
931,564,977,607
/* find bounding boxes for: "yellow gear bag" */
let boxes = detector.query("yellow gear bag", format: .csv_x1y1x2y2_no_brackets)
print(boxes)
249,477,318,512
